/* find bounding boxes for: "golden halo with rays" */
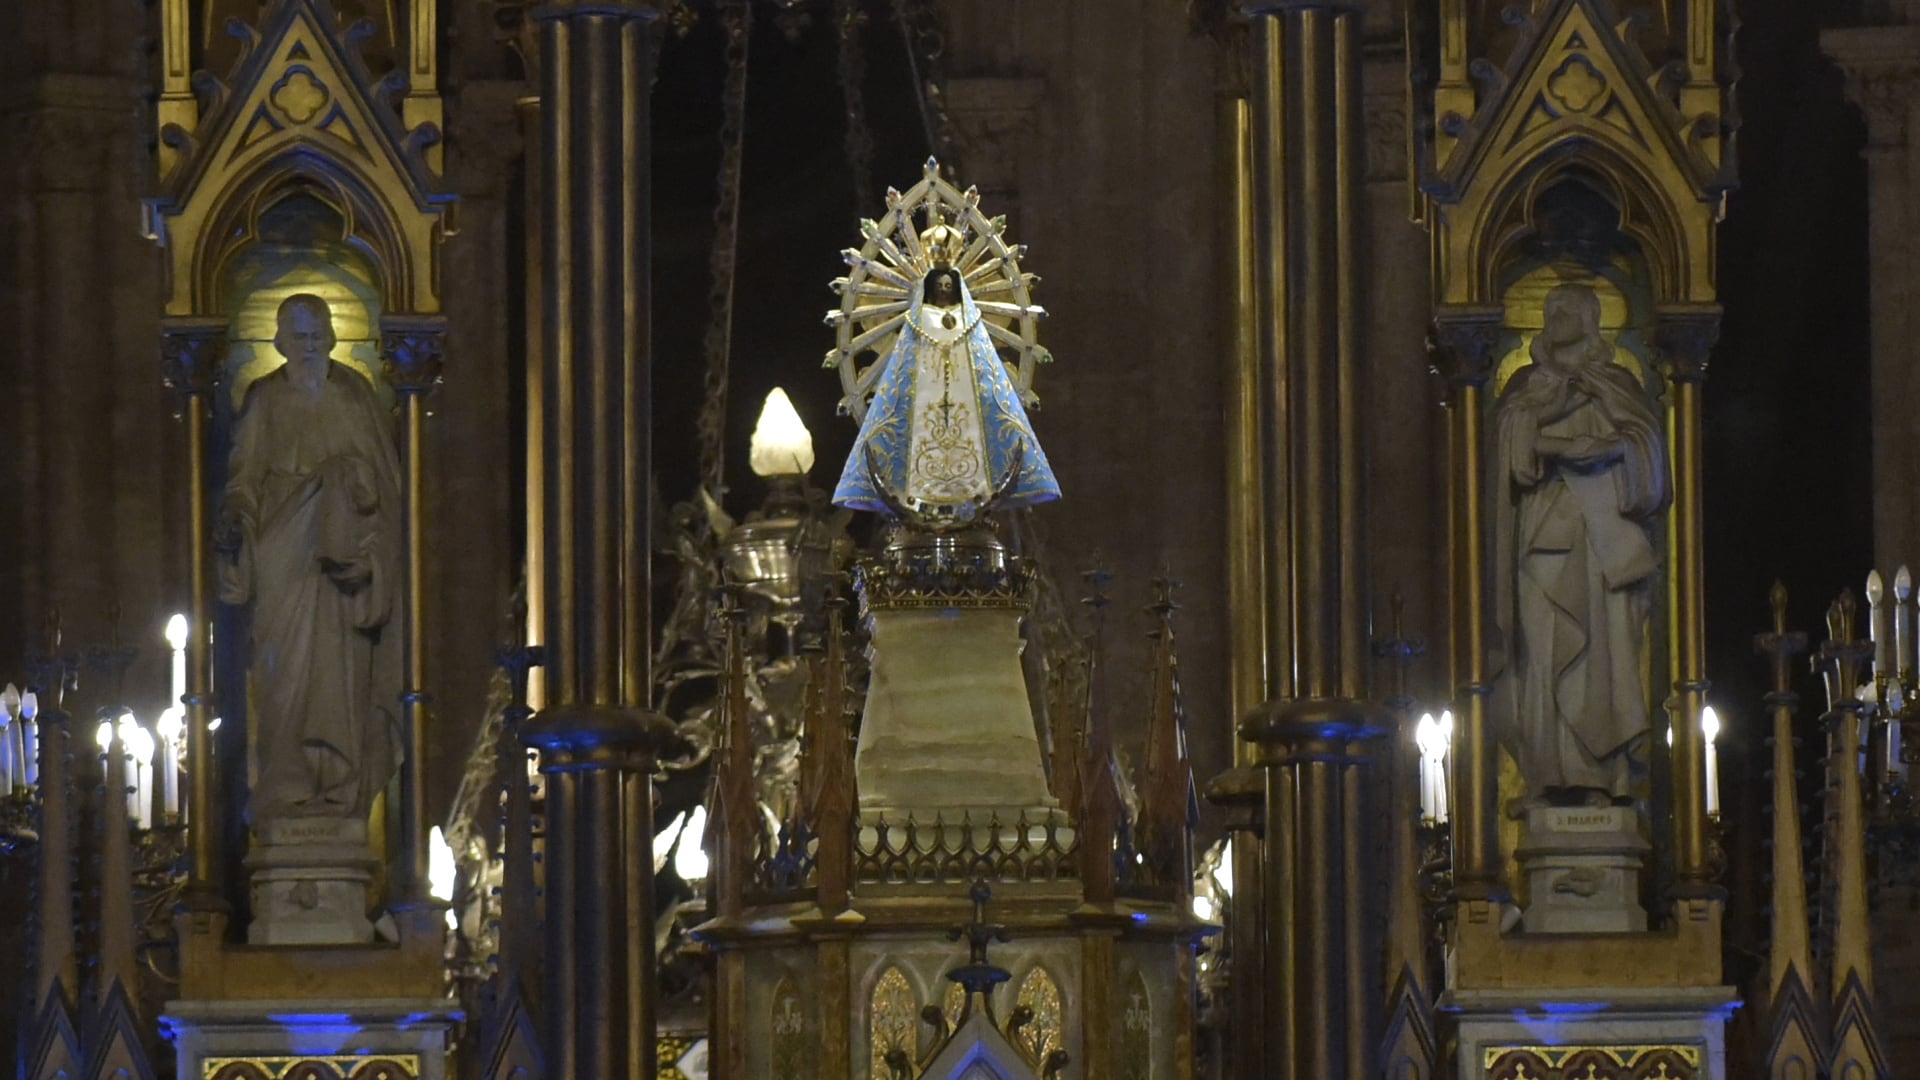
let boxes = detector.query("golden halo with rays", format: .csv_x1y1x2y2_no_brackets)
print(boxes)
823,157,1050,424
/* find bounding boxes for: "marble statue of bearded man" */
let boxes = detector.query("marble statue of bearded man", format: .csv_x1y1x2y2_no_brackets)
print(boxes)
1490,282,1670,806
217,293,403,823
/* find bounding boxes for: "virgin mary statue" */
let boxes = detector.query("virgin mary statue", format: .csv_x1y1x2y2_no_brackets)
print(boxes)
833,216,1060,520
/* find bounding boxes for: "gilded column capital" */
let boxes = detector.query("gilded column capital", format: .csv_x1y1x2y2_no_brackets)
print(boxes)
160,318,229,400
1428,307,1505,388
1652,305,1721,384
380,317,448,396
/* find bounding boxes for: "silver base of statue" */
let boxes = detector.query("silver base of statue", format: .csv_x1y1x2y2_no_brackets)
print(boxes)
1517,805,1650,934
245,817,379,945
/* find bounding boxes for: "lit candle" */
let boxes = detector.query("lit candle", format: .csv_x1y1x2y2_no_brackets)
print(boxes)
1898,566,1915,685
155,706,183,819
1869,571,1892,679
429,825,458,930
675,804,711,885
102,716,129,824
19,691,37,788
0,684,17,795
165,613,188,711
0,691,13,797
1415,712,1451,824
127,723,155,831
1701,706,1722,818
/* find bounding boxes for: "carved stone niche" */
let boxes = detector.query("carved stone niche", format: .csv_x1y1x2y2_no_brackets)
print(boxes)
945,77,1047,226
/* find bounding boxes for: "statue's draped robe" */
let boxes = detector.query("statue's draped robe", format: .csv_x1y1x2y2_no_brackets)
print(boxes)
220,362,403,821
1491,358,1669,795
834,275,1059,514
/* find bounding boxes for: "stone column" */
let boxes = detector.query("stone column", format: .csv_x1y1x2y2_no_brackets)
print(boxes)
381,317,447,904
1430,312,1503,898
1824,26,1920,569
161,318,229,911
1655,308,1720,896
1205,30,1272,1079
1236,3,1380,1077
524,4,683,1078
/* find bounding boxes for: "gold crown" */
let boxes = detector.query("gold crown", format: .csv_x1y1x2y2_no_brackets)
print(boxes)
919,212,966,269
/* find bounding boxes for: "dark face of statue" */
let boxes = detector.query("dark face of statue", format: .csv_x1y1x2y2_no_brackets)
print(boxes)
275,299,338,378
926,269,960,306
1543,295,1586,348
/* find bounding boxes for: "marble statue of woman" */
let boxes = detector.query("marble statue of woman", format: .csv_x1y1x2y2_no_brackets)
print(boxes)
1490,283,1670,806
216,293,403,823
832,215,1059,521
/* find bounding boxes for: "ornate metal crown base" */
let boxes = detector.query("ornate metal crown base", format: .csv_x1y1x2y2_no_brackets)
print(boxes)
857,526,1031,611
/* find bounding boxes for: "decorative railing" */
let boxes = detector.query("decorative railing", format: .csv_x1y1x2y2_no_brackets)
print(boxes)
854,811,1080,888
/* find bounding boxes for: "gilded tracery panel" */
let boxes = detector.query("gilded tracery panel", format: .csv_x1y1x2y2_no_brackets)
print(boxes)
870,964,919,1080
1012,967,1063,1063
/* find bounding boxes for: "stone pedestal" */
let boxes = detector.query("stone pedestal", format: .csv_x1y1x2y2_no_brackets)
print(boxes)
246,817,378,945
855,605,1056,822
162,999,460,1080
1517,805,1650,933
1445,986,1738,1080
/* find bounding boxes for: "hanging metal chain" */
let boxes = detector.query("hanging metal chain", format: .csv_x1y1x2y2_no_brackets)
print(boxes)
835,0,876,213
889,0,961,166
695,0,753,496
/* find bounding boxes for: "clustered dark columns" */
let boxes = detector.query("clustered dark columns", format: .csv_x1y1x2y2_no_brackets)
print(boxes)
522,3,686,1079
1234,2,1380,1078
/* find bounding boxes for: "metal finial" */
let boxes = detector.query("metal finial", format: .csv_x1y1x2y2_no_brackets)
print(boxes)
944,878,1013,998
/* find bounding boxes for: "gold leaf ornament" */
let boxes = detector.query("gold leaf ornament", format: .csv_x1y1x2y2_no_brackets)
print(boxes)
272,68,331,124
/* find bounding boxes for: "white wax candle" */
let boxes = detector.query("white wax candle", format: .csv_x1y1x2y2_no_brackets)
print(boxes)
1870,570,1892,678
21,714,38,789
160,741,176,818
1415,712,1450,824
136,759,151,829
1704,744,1720,817
166,614,189,710
155,708,182,818
1701,706,1722,818
1898,566,1915,680
0,717,13,796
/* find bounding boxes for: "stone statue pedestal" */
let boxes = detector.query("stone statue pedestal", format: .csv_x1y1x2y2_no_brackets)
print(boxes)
1517,805,1649,933
246,817,378,945
856,605,1057,822
163,999,460,1080
853,530,1057,825
1443,986,1738,1080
